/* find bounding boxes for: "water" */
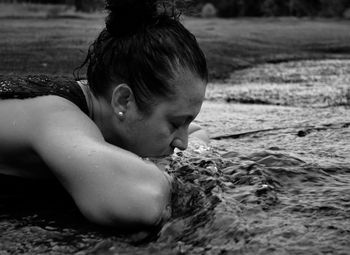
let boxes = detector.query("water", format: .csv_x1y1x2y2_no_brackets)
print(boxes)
158,144,350,254
0,60,350,254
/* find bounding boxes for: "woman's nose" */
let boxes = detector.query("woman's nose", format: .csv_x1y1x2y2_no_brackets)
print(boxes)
171,130,188,151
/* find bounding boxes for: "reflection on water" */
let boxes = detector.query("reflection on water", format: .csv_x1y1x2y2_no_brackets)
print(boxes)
0,60,350,254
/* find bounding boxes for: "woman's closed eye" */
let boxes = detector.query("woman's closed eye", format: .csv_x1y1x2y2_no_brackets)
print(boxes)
171,122,182,129
169,115,194,132
171,122,192,135
169,122,182,132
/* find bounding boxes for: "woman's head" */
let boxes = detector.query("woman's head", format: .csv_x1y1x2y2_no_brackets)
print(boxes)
77,0,208,157
80,0,208,115
110,66,206,157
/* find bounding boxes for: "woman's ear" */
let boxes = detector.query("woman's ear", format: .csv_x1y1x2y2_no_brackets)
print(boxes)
110,84,135,118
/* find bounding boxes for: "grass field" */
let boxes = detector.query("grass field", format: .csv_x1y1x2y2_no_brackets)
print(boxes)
1,3,350,81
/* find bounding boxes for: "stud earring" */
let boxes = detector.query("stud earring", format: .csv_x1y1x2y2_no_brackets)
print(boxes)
118,111,124,117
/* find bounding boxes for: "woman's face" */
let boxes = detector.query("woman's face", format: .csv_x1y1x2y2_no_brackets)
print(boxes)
118,69,206,157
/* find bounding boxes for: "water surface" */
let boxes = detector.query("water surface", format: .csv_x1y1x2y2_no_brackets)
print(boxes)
1,60,349,254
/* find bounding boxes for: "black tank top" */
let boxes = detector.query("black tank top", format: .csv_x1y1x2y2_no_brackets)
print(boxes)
0,75,89,115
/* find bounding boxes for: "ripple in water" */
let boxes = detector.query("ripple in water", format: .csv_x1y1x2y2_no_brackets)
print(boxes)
149,142,350,254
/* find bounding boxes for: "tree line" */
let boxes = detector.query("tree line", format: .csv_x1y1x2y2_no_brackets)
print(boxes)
1,0,350,17
0,0,103,12
193,0,350,17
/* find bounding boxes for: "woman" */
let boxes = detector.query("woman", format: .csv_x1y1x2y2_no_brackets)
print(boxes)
0,0,208,228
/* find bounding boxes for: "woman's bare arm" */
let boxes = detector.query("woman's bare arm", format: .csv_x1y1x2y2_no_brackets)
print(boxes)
19,96,171,227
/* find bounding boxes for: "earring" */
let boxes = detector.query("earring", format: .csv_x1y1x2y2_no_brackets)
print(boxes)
118,111,124,117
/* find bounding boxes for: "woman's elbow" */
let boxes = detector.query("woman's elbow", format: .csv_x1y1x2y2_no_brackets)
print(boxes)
134,188,171,226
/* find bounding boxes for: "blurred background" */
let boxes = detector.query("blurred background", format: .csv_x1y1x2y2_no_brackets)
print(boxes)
1,0,350,18
0,0,349,81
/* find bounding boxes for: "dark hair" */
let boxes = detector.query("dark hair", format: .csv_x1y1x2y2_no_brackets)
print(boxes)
76,0,208,114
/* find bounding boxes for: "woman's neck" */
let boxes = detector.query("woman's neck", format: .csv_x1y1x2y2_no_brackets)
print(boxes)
78,81,112,139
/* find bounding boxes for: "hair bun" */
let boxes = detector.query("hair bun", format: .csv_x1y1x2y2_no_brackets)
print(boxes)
105,0,159,37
